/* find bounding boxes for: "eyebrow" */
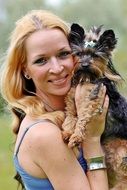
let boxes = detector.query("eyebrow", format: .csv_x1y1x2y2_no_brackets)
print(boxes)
31,46,71,62
30,54,46,64
59,47,71,50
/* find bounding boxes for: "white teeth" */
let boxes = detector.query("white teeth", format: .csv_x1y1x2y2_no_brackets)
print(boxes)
52,78,66,84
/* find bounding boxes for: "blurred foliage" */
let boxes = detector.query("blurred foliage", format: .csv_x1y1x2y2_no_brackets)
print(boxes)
0,1,127,189
0,115,16,190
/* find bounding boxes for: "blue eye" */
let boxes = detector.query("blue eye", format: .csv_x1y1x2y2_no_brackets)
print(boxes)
58,50,72,59
34,57,48,65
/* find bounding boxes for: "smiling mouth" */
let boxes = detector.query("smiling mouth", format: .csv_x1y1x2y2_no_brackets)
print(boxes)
48,75,69,85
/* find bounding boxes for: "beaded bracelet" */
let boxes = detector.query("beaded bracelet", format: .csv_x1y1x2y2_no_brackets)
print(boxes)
86,156,107,171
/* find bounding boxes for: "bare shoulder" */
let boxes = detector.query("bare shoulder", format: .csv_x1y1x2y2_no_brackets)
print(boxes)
30,119,63,148
21,117,88,190
20,116,66,161
21,116,62,146
22,116,73,157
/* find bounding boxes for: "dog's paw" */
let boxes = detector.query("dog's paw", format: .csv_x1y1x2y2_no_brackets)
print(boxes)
62,131,72,143
68,133,83,148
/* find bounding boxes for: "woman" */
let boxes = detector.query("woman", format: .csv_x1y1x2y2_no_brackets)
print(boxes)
0,10,109,190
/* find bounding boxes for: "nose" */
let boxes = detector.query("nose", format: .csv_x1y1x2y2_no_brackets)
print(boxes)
81,62,89,67
49,57,64,74
81,56,91,67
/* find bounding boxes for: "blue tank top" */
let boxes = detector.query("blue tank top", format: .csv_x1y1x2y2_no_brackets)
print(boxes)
13,120,87,190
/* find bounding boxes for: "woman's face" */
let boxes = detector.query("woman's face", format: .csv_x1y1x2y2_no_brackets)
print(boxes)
25,28,74,99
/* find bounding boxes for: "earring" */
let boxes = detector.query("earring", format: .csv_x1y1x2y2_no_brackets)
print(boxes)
24,74,31,80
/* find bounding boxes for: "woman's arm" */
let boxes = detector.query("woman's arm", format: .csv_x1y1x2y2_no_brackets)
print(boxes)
31,122,91,190
28,84,109,190
83,138,109,190
84,96,109,190
75,84,110,190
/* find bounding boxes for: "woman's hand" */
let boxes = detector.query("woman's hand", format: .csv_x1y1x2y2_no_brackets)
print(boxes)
75,83,109,163
75,83,109,139
86,94,109,139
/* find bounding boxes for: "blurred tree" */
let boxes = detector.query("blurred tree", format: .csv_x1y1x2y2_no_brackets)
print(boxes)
0,0,54,54
0,2,126,189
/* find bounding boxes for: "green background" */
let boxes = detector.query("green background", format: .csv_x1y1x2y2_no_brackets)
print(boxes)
0,0,127,189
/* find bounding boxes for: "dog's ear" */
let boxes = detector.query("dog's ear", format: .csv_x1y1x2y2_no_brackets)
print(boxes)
91,25,103,36
96,29,117,52
68,23,85,45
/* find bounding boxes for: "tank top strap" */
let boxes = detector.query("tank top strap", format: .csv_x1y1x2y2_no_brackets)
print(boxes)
15,119,54,156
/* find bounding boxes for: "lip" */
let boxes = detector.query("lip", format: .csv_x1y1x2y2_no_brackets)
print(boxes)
48,75,69,86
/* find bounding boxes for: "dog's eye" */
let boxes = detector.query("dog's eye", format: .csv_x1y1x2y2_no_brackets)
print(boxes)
75,52,84,57
93,39,97,43
93,54,98,58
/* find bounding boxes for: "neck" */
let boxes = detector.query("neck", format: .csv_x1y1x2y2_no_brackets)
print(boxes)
36,91,66,112
43,96,66,112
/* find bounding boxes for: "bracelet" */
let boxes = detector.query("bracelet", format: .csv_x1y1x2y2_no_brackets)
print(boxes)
86,156,107,171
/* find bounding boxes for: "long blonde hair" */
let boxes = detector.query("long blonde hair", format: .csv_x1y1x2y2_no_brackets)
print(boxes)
0,10,69,133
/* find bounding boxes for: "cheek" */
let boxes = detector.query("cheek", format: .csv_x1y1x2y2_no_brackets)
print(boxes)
29,68,46,82
36,69,44,76
73,56,79,66
31,66,47,78
31,71,46,89
66,57,75,71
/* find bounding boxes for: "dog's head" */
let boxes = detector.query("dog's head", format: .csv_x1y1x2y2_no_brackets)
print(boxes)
69,23,122,85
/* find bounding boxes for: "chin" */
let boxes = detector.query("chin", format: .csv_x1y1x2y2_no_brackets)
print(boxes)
51,84,71,97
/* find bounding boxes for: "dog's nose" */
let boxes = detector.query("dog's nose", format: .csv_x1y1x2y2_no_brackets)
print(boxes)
81,62,89,67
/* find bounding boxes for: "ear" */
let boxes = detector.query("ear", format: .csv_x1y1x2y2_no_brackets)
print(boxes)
22,66,31,80
91,25,103,36
68,23,85,45
95,25,103,35
96,29,117,52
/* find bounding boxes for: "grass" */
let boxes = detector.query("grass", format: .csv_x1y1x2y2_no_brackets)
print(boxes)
0,114,18,190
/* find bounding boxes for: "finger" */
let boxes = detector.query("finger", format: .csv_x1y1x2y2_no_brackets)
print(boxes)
98,84,106,98
94,88,107,115
89,83,101,100
82,83,97,96
93,95,109,117
76,83,94,98
102,95,109,116
97,85,106,106
90,83,106,101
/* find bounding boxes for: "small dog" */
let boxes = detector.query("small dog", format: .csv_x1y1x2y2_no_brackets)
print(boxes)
62,23,127,189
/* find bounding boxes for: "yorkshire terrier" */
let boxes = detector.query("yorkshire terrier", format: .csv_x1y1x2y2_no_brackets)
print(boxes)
62,23,127,189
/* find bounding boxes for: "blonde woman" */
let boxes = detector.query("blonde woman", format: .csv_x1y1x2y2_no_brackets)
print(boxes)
0,10,109,190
